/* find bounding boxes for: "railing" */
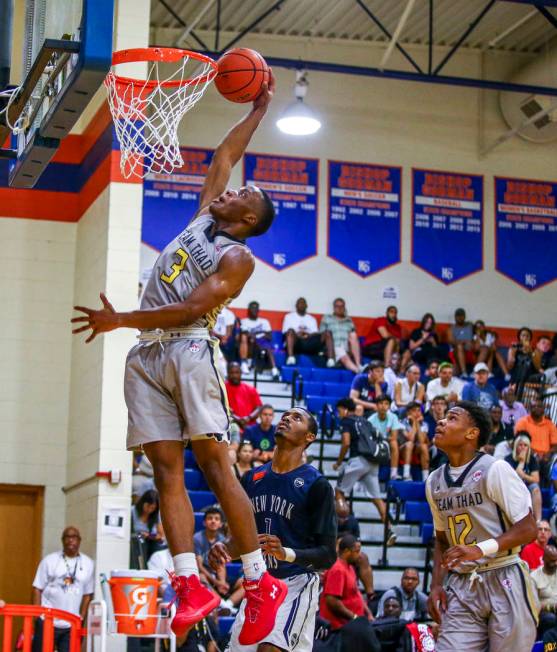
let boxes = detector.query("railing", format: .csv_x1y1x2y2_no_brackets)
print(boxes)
292,371,302,408
0,605,84,652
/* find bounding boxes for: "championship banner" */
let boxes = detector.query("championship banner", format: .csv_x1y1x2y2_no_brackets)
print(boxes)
142,147,213,252
495,176,557,291
243,152,318,269
328,160,401,277
412,168,483,284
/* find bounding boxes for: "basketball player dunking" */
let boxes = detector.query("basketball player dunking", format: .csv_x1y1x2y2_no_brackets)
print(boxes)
426,401,538,652
72,74,289,645
209,407,338,652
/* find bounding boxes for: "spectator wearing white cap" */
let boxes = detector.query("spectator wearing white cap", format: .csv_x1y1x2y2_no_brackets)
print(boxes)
461,362,499,410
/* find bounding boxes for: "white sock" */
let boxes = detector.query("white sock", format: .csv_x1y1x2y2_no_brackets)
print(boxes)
422,469,429,481
173,553,199,578
403,464,411,478
241,549,266,581
390,467,398,479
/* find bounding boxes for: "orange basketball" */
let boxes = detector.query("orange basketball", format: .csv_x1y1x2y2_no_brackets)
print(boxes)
215,48,269,103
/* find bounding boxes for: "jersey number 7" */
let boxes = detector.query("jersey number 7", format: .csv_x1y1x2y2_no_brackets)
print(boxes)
161,248,189,284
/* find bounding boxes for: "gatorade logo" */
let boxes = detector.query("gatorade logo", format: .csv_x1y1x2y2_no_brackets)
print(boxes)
131,587,149,607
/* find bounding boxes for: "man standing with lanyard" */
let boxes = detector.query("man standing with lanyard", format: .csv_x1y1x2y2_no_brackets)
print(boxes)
31,526,94,652
426,401,538,651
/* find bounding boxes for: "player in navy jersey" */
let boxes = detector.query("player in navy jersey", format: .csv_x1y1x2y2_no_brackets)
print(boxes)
210,407,337,652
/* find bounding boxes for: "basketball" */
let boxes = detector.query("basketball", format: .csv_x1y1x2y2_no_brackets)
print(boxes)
215,48,270,103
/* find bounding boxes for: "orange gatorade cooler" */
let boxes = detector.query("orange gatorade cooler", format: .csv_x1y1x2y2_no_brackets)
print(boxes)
109,570,161,635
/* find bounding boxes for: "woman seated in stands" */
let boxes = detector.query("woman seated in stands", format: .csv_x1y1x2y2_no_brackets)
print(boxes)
231,440,261,480
393,364,425,415
473,319,509,377
507,326,543,387
408,313,445,366
505,432,542,521
131,489,164,557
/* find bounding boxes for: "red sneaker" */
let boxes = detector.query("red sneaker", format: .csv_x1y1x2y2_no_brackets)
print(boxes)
168,573,220,636
238,572,288,645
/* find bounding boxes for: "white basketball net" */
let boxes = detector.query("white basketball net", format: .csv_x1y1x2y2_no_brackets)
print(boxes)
105,53,217,179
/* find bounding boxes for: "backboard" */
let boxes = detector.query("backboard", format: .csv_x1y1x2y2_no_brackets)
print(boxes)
0,0,114,188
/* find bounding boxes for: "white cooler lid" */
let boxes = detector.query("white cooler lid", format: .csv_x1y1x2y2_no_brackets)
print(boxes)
110,569,160,579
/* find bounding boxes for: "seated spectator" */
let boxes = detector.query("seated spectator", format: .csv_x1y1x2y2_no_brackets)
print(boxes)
212,305,238,362
376,567,428,622
243,403,276,462
131,490,164,559
194,508,228,597
515,397,557,460
408,313,444,366
384,352,403,397
448,307,475,377
399,402,430,481
350,361,389,415
372,596,436,652
473,320,509,377
132,453,155,501
320,298,362,374
531,545,557,639
336,499,361,539
423,358,440,386
334,398,396,545
283,297,335,367
362,306,404,367
484,404,514,455
505,433,542,521
319,535,372,629
393,364,425,414
335,499,376,604
239,301,279,378
521,520,552,570
232,440,261,480
462,362,499,410
500,386,528,428
225,361,262,429
507,327,540,388
425,362,462,406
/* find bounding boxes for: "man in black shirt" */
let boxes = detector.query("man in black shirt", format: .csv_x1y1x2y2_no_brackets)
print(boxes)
333,398,396,546
210,407,337,652
484,404,514,455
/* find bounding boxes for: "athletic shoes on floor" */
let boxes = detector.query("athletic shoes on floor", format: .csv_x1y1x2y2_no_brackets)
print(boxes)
238,572,288,645
169,573,221,636
386,528,398,547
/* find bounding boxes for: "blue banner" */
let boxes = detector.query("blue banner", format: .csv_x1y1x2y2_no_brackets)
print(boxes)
328,161,401,277
495,176,557,291
412,168,483,284
243,153,318,269
142,147,213,251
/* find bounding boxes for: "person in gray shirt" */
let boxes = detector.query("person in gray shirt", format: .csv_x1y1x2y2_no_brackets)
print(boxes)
375,568,428,622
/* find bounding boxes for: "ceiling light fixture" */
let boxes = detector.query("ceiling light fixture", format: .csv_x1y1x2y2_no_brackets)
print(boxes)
276,70,321,136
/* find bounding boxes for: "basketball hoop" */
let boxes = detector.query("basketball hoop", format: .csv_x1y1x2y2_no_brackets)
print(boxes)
105,47,217,179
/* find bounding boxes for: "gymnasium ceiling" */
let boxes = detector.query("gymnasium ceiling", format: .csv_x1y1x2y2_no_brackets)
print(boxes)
150,0,557,55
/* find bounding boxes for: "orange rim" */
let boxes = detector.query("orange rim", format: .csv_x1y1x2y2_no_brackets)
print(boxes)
110,47,217,89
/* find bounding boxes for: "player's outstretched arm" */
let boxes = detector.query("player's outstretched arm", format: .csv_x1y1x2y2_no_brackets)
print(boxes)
71,249,254,342
195,71,276,216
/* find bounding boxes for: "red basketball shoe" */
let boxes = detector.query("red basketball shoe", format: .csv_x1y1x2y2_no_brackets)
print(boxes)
238,572,288,645
168,573,220,636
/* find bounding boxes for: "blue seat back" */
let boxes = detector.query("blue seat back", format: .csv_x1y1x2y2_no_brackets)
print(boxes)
323,382,351,397
389,480,426,502
405,501,433,524
311,368,343,383
190,490,217,511
184,468,204,490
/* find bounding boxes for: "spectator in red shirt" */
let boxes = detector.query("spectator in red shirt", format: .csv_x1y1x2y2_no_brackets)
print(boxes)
520,520,552,570
362,306,405,367
319,534,371,629
225,362,262,429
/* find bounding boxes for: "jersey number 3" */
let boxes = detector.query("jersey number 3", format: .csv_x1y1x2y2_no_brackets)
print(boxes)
447,513,476,546
161,248,189,284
